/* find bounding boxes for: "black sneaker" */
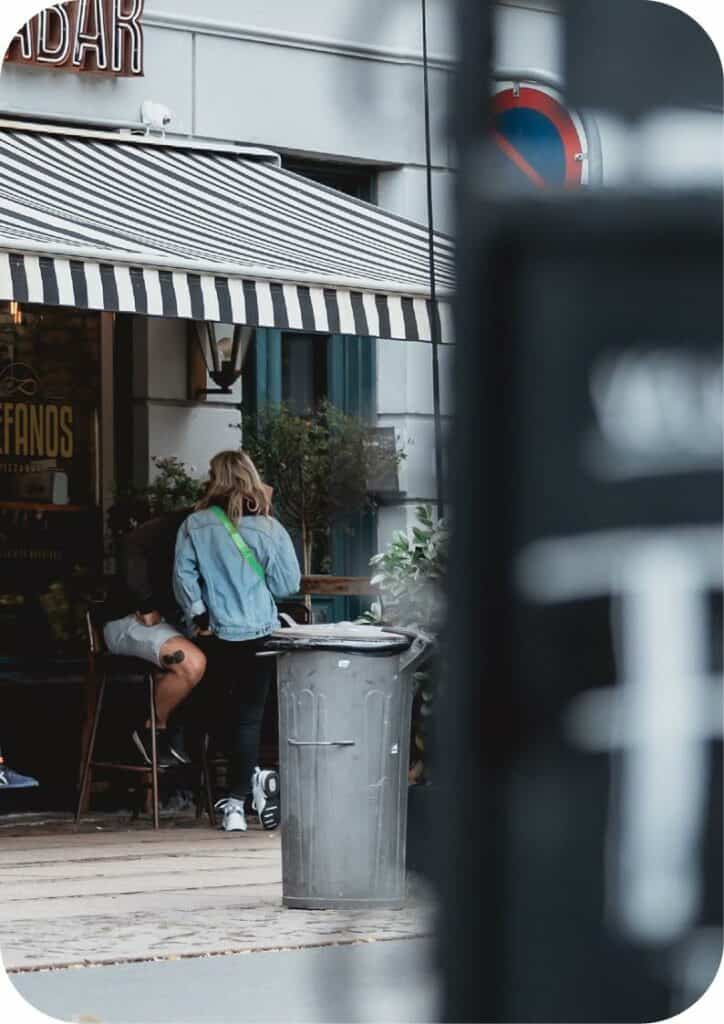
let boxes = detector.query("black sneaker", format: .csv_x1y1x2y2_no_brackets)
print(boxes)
165,726,191,765
168,740,191,765
251,767,280,830
131,727,176,769
0,765,39,789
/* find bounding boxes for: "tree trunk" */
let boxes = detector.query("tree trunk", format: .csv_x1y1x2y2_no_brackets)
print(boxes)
301,518,313,613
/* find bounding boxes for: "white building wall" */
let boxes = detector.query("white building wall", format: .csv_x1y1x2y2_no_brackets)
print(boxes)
0,0,717,555
130,317,241,486
0,0,462,546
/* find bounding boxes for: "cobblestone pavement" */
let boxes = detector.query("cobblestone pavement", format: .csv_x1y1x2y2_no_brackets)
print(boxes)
0,815,435,972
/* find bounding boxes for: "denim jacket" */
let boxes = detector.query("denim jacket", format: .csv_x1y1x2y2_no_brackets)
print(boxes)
173,508,301,641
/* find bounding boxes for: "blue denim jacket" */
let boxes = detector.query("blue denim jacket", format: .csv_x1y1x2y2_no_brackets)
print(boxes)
173,508,301,641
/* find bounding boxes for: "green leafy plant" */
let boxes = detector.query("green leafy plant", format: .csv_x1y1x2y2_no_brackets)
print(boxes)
107,456,204,538
363,505,448,784
146,456,205,514
367,505,447,632
242,401,405,578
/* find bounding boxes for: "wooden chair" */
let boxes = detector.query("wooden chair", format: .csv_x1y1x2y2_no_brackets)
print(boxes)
277,598,312,625
76,608,215,830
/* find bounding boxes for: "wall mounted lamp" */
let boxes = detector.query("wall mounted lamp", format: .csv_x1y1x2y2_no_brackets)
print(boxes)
193,322,253,396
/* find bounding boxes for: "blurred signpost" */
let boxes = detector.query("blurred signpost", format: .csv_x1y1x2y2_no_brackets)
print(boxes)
494,195,722,1022
442,1,723,1020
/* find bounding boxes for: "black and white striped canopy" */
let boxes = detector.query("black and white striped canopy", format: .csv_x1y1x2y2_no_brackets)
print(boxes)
0,124,454,343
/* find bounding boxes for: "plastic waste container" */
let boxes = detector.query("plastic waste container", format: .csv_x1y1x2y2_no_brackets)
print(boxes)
266,622,430,910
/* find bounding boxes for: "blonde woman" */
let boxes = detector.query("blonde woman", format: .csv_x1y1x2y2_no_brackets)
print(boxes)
173,450,301,832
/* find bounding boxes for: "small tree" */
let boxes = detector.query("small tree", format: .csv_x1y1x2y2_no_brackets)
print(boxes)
242,401,404,578
107,456,204,539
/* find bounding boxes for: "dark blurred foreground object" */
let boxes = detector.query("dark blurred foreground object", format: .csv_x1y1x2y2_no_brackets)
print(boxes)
564,0,723,117
441,192,723,1023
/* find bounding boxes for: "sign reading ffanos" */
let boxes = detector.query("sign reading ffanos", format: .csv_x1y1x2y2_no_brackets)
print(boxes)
6,0,144,78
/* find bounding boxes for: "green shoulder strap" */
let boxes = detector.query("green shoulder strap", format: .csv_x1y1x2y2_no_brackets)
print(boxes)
210,506,266,582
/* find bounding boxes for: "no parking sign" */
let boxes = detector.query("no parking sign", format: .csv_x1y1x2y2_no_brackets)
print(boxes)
492,83,591,189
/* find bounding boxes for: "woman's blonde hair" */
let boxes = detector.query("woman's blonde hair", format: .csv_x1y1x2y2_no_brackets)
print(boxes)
197,450,270,522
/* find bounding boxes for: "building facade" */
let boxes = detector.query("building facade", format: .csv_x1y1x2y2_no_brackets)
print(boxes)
0,0,460,571
0,0,719,810
0,0,718,596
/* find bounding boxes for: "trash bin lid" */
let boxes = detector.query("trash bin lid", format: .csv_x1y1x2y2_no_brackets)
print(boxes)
267,622,411,654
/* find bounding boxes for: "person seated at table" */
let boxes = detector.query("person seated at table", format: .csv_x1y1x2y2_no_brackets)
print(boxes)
101,508,207,770
0,746,38,789
173,450,301,832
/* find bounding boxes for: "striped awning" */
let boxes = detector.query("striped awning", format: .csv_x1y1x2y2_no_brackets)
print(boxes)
0,124,454,343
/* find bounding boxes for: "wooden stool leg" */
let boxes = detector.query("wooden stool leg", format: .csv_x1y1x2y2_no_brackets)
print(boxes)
201,734,216,827
78,669,98,789
195,777,203,821
148,672,160,830
76,675,106,826
195,753,205,822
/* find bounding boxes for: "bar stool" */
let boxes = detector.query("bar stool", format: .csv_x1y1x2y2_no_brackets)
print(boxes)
195,733,221,827
76,609,215,830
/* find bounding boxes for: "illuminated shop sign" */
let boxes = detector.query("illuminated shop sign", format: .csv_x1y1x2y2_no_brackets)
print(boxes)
5,0,144,78
0,400,74,460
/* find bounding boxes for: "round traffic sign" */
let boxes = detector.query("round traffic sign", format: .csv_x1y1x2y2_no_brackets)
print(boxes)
492,84,588,189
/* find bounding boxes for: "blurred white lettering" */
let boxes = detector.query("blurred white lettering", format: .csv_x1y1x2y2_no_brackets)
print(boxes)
517,527,722,945
586,349,722,479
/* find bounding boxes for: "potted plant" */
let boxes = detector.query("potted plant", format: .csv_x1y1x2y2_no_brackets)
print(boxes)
363,505,448,876
107,456,204,539
242,400,405,595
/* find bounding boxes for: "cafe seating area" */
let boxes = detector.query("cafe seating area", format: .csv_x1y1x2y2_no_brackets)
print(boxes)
0,579,375,825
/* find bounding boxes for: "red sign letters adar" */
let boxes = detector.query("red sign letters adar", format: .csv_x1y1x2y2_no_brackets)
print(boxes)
5,0,144,78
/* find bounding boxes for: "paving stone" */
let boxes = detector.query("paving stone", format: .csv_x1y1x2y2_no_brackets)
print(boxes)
0,816,434,972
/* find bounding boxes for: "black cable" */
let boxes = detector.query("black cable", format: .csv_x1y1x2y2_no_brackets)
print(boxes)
421,0,445,518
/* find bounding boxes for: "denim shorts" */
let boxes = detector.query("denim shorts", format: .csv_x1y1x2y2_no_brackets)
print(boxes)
103,615,185,669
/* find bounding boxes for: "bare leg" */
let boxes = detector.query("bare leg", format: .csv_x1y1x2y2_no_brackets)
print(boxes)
151,638,206,728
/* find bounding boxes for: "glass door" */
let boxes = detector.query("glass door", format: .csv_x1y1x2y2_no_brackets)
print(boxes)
0,302,102,658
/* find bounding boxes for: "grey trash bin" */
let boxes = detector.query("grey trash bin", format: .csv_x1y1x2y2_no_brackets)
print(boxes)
267,622,430,910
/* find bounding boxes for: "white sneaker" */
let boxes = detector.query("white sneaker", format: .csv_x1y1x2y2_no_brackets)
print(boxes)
251,766,280,830
214,797,247,832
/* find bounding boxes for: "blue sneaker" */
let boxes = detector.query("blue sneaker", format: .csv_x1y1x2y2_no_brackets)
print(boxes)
0,765,39,789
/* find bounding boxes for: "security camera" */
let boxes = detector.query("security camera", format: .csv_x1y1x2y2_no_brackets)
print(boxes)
140,100,174,135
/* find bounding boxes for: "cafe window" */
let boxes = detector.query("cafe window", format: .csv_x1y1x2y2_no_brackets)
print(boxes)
281,332,328,415
282,157,376,203
0,302,102,657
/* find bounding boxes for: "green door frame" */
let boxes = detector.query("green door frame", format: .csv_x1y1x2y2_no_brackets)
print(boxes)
326,334,377,622
243,330,377,622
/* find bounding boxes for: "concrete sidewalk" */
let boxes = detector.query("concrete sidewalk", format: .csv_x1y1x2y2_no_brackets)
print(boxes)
12,938,440,1023
0,816,434,972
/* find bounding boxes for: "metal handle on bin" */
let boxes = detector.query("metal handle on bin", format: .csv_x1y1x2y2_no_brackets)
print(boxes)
397,630,434,674
287,738,356,747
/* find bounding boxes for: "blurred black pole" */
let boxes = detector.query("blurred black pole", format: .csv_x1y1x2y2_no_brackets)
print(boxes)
421,0,445,518
437,3,722,1022
437,1,497,1021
